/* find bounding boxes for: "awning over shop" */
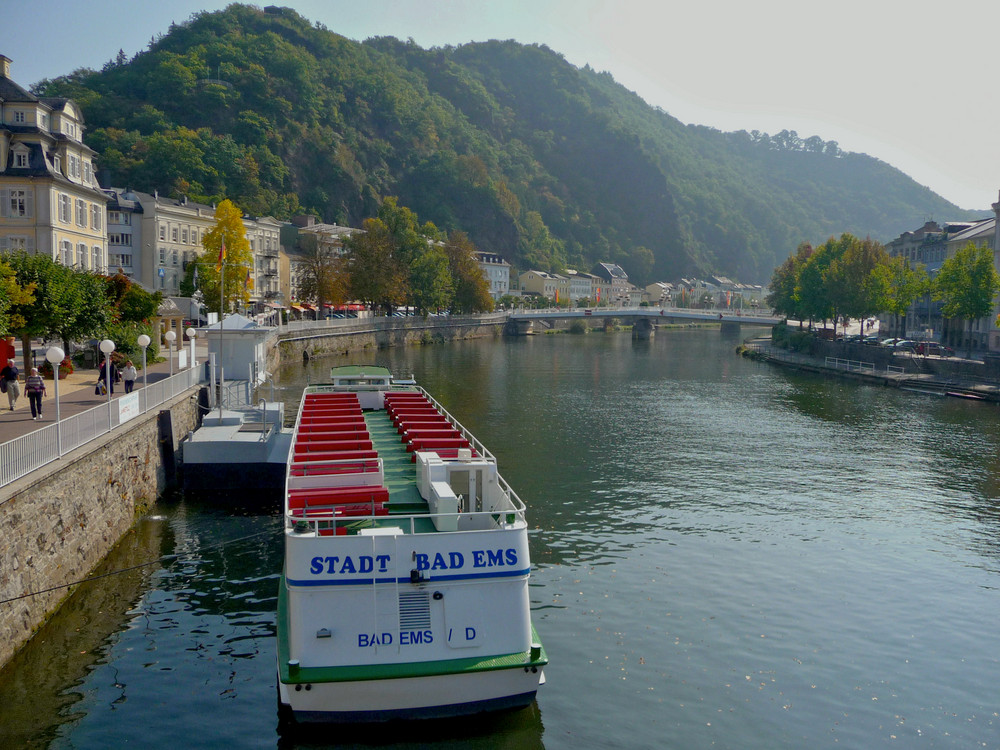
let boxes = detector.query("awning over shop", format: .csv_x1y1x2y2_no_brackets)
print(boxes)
290,304,306,312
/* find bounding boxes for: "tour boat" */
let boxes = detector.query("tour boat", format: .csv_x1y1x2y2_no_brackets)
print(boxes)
276,366,547,724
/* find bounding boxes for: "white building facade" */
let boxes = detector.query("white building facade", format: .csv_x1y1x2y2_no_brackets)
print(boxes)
0,55,107,270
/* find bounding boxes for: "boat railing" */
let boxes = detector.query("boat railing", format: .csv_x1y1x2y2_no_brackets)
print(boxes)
414,387,496,463
286,499,526,538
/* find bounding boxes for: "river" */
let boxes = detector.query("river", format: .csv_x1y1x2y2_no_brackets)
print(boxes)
2,327,999,749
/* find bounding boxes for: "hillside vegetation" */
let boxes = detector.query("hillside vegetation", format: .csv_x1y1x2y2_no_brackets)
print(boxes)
34,4,981,284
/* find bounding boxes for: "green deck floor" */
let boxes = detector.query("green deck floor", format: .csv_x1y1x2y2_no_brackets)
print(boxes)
360,409,437,534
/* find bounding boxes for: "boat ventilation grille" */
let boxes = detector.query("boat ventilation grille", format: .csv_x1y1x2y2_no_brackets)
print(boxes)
398,590,431,630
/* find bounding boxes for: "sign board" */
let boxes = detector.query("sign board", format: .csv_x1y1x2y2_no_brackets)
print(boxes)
158,268,165,278
118,393,140,424
178,350,188,369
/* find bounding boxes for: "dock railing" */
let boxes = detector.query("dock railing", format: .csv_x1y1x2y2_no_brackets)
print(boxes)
0,366,203,490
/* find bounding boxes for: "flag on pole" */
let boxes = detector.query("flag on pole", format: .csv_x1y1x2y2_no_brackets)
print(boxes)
244,267,252,290
215,237,226,272
192,264,199,289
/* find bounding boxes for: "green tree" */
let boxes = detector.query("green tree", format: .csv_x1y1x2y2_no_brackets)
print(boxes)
879,256,930,338
824,235,890,335
766,242,813,322
2,251,111,357
345,218,409,313
444,231,494,313
795,239,842,327
410,245,452,315
194,198,254,315
934,241,1000,357
0,259,36,340
295,232,350,311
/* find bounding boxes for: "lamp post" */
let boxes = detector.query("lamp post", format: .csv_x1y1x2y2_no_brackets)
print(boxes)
186,327,196,369
45,346,64,456
99,339,115,429
164,330,176,377
137,334,151,411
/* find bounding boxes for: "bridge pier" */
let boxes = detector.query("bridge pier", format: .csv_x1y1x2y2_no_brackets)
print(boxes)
632,317,654,340
504,318,533,336
720,321,742,336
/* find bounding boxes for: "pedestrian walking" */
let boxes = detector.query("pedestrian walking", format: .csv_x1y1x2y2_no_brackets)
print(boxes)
122,361,138,393
1,358,20,411
24,367,46,420
98,357,119,395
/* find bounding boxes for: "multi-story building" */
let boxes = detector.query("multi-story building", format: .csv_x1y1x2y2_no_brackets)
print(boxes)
943,214,999,353
519,270,560,301
244,214,282,303
135,191,216,294
475,251,511,301
564,269,595,304
881,220,974,340
103,187,143,278
591,262,630,306
0,55,107,270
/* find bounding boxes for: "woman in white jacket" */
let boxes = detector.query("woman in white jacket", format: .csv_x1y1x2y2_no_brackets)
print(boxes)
122,361,138,394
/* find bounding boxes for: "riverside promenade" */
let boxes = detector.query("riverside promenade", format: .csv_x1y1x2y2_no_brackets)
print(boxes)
0,346,204,446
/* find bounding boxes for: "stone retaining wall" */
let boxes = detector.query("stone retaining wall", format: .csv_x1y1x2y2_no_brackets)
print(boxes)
273,320,504,367
0,390,201,667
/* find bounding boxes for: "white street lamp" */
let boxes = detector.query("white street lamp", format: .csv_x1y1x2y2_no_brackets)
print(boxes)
164,330,176,377
137,334,151,409
99,338,115,429
45,346,64,456
186,327,197,369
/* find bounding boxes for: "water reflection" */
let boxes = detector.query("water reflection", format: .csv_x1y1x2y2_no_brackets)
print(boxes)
0,515,167,750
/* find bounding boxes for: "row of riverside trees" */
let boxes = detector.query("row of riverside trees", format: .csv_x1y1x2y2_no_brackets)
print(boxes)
0,252,163,370
766,233,1000,355
293,198,493,317
177,196,494,319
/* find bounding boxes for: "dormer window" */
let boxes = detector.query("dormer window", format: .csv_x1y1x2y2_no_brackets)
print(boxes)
13,111,25,124
39,114,48,130
53,155,61,173
14,150,28,168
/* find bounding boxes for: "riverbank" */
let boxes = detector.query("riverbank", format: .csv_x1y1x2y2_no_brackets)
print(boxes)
741,338,1000,401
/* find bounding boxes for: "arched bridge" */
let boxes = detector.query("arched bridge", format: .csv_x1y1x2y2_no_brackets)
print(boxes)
505,307,780,338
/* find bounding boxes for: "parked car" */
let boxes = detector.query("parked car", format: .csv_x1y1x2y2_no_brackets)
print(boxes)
879,338,901,347
915,342,955,357
893,340,917,352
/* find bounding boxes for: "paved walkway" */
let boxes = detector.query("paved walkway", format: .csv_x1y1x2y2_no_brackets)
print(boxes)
0,345,206,445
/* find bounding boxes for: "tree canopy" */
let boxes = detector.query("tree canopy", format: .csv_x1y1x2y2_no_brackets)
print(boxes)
193,198,255,314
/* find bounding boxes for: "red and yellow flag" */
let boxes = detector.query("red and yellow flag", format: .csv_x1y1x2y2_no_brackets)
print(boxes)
215,237,226,272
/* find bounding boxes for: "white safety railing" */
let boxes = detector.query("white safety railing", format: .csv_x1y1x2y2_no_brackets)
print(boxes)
824,357,876,374
0,366,203,490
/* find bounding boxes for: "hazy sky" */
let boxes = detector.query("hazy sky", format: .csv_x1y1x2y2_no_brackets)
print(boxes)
3,0,998,210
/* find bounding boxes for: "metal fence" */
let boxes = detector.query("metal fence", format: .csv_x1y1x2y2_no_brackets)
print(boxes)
0,366,203,490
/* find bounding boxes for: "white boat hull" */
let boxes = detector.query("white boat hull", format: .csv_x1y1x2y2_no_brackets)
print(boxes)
278,665,543,723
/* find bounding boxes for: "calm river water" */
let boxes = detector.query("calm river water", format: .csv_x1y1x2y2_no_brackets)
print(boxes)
2,328,1000,749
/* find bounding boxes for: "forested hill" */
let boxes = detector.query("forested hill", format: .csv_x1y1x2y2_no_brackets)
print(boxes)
33,4,980,284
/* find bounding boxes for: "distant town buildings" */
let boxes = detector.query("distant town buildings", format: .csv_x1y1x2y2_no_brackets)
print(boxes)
882,205,1000,355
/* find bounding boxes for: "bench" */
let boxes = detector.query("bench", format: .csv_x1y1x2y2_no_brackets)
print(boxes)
401,428,462,443
289,459,381,477
289,450,378,464
288,485,390,509
294,439,374,454
406,436,471,454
